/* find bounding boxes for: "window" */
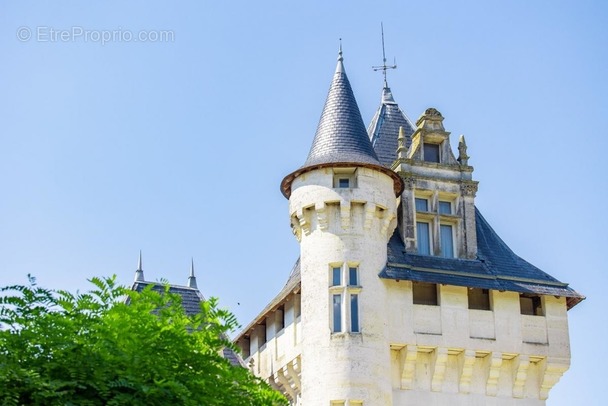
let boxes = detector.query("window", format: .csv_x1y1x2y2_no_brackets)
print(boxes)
276,304,285,330
332,295,342,332
439,224,454,258
415,193,457,258
424,143,440,163
338,178,350,188
416,222,431,255
348,267,358,286
438,201,452,215
332,267,341,286
350,294,359,332
468,288,490,310
330,265,361,333
413,282,438,305
333,168,356,189
415,198,429,212
520,294,543,316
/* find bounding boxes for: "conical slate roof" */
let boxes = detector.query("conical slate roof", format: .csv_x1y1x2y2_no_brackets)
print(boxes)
367,86,415,167
281,51,404,198
303,52,381,167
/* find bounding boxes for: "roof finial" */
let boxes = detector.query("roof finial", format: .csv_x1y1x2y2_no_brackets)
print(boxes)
187,257,198,289
335,38,345,74
458,135,470,166
397,126,407,160
134,250,145,282
372,22,397,87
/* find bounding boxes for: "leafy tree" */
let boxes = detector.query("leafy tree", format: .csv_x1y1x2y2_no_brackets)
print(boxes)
0,276,287,406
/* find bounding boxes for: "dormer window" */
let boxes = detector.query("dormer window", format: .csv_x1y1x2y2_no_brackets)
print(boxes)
423,143,440,163
333,168,357,189
415,192,458,258
338,178,350,188
415,198,429,212
438,201,452,215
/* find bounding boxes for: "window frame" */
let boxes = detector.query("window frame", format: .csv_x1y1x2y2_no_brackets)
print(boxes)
439,223,455,258
414,191,458,258
423,142,441,163
329,264,362,333
333,168,357,189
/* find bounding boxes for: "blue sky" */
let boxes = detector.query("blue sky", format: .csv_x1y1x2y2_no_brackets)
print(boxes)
1,1,606,404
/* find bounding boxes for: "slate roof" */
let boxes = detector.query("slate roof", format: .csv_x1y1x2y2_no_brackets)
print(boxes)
380,208,584,309
303,54,381,168
235,202,583,343
131,281,208,316
367,86,416,167
131,281,244,367
235,258,301,340
281,53,404,198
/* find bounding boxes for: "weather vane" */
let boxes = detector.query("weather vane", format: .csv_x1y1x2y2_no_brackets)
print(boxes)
372,23,397,86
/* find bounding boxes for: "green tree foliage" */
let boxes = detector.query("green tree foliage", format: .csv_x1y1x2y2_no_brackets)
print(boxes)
0,276,287,406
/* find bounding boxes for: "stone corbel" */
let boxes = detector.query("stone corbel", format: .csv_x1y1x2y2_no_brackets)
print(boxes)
287,361,301,394
274,368,296,401
381,213,395,239
296,208,311,236
316,202,328,230
512,355,530,398
290,215,302,242
400,345,418,390
459,350,476,393
431,347,449,392
486,352,503,396
539,358,569,400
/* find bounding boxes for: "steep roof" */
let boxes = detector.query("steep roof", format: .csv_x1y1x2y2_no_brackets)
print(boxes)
303,51,381,168
280,51,404,198
367,86,416,167
235,204,583,345
380,208,584,309
235,258,301,340
131,280,245,367
131,281,207,317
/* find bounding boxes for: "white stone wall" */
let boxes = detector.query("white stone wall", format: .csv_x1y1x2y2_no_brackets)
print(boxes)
386,280,571,404
289,167,399,405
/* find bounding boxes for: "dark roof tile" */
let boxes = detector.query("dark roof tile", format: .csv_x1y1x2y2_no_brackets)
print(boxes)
381,207,584,308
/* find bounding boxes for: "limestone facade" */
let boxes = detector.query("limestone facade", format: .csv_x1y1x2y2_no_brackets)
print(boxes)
234,53,581,405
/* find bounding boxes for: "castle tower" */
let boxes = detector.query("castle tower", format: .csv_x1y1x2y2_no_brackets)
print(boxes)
234,47,582,406
280,49,404,405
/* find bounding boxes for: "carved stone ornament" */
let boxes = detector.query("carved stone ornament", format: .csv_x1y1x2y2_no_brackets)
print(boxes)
460,183,478,197
401,176,416,189
424,107,443,118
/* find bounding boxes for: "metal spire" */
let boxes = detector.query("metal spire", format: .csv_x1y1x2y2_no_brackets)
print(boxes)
134,250,145,282
187,257,198,289
372,23,397,87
